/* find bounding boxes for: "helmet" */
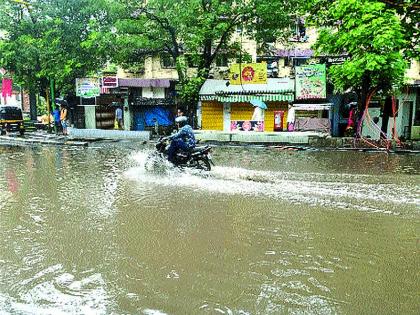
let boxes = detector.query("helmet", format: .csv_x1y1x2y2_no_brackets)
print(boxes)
175,115,188,127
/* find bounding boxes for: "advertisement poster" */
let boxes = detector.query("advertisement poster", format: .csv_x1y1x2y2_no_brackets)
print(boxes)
230,120,264,132
295,64,326,100
76,78,101,98
229,63,267,85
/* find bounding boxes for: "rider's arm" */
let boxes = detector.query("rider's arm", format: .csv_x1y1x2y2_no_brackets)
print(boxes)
169,128,184,140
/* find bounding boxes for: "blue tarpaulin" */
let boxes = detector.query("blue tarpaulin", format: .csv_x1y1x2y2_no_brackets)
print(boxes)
144,107,173,127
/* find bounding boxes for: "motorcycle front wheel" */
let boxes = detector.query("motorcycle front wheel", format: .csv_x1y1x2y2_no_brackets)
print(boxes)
195,156,211,171
145,153,164,172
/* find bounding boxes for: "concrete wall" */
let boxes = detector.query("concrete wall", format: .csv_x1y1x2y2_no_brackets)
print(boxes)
194,130,326,144
84,106,96,129
406,60,420,83
362,108,382,140
142,87,165,98
69,128,150,140
123,106,132,131
393,92,416,139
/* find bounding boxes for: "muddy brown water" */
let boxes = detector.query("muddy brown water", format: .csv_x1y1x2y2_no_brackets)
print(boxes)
0,143,419,314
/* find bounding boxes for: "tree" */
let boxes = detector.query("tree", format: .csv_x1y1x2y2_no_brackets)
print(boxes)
112,0,302,110
307,0,408,135
306,0,418,59
378,0,419,59
0,0,113,102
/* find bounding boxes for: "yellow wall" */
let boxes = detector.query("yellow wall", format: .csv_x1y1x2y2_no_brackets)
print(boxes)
231,102,289,131
201,101,223,130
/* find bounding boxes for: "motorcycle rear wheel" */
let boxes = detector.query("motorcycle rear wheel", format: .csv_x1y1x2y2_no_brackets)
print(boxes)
195,156,211,171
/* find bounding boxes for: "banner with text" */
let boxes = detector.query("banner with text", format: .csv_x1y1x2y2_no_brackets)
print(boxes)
229,63,267,85
76,78,101,98
295,64,326,100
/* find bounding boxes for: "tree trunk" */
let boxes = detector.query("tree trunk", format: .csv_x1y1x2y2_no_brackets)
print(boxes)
381,96,392,138
356,75,371,137
29,90,37,121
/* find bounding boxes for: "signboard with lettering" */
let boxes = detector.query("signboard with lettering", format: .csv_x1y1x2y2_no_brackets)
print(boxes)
102,76,118,88
229,63,267,85
326,56,350,65
295,64,326,100
76,78,100,98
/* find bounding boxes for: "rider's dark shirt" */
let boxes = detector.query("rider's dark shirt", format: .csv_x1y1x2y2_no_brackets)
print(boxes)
169,124,196,149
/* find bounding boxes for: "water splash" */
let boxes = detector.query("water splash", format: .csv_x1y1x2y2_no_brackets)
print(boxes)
126,151,418,215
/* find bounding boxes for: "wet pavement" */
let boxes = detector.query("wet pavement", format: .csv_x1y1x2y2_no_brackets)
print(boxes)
0,143,419,314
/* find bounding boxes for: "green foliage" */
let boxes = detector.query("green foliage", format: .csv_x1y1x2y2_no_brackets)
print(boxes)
37,96,47,116
379,0,419,60
112,0,303,106
0,0,113,96
311,0,408,97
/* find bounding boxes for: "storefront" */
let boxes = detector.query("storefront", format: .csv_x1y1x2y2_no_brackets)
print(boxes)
291,103,332,132
290,64,332,133
199,78,295,132
109,78,176,132
79,77,176,132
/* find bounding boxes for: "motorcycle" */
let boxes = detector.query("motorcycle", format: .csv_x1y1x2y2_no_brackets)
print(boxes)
146,137,214,171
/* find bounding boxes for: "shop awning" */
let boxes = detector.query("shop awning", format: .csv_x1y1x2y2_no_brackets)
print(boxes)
199,78,295,102
118,78,171,88
217,94,294,102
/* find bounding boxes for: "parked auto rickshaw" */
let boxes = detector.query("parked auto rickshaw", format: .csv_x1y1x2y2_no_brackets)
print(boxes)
0,106,25,136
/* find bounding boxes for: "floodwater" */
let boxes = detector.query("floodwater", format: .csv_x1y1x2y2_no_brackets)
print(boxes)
0,143,419,314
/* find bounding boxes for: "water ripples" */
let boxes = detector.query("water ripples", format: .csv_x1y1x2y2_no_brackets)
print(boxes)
1,266,111,314
0,145,419,314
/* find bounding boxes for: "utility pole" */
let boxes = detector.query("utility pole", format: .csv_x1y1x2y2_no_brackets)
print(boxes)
50,79,56,134
46,88,51,134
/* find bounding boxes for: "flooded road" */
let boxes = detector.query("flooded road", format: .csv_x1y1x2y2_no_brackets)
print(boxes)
0,143,419,314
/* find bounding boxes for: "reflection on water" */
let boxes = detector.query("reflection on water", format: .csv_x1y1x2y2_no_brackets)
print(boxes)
0,144,419,314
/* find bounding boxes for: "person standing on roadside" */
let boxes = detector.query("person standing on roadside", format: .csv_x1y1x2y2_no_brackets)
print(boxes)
52,106,61,135
115,106,123,130
60,104,68,136
287,104,295,132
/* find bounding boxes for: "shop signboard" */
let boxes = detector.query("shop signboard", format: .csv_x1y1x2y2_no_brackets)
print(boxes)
229,63,267,85
326,56,349,65
76,78,100,98
230,120,264,132
102,76,118,88
295,64,326,100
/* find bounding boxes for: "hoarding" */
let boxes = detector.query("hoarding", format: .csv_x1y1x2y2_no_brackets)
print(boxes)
295,64,326,100
229,63,267,85
76,78,100,98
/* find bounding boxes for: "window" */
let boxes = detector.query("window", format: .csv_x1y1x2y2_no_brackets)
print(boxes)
284,57,310,68
258,57,279,78
161,54,176,69
289,17,307,42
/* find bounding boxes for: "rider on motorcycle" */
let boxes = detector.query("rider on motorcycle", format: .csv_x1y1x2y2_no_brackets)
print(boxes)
167,116,196,163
